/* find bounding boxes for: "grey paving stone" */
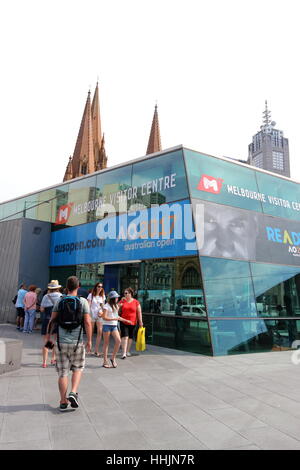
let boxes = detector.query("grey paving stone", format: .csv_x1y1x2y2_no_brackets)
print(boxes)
188,390,232,410
45,402,91,425
100,430,151,450
151,437,209,450
121,399,164,419
254,392,300,418
0,412,49,443
207,407,267,432
240,426,300,450
50,422,104,450
2,324,300,451
93,410,138,435
135,415,194,445
0,439,52,450
108,386,147,403
163,403,215,427
234,444,261,450
187,420,250,450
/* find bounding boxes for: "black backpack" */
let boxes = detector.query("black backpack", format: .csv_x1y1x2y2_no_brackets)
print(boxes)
56,296,83,352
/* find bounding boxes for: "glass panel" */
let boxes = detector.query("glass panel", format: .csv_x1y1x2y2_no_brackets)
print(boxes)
184,149,263,212
131,150,188,209
66,176,97,226
210,319,300,355
95,165,132,219
193,199,264,262
35,189,57,223
256,171,300,221
76,263,104,291
138,256,206,317
144,314,212,355
50,184,70,231
0,200,18,221
251,262,300,317
49,265,77,289
201,257,257,317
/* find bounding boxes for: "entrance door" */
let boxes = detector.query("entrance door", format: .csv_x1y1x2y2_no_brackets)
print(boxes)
119,264,140,296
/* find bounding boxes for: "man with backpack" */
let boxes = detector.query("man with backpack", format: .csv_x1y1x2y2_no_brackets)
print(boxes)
46,276,92,412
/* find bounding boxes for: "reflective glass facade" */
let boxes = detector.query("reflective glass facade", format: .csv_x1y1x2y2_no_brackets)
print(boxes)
2,146,300,355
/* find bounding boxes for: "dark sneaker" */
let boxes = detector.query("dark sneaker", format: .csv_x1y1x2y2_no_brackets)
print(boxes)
68,392,79,408
59,402,70,412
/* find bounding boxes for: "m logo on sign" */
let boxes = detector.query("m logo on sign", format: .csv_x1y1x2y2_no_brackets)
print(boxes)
55,203,73,225
197,175,223,194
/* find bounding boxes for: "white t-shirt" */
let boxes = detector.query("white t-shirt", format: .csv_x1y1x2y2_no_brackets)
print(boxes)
87,294,105,321
102,303,118,326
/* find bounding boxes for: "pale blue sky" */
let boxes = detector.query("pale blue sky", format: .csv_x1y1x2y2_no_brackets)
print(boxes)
0,0,299,202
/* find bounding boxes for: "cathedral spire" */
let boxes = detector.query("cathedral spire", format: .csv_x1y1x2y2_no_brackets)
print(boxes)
146,104,162,155
92,82,107,170
71,90,95,178
63,155,73,182
91,82,102,146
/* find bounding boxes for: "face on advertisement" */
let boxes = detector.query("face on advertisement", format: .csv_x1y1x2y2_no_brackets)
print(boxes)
201,205,259,260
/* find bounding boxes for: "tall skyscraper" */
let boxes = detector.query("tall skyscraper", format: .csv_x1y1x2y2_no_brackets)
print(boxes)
248,101,290,177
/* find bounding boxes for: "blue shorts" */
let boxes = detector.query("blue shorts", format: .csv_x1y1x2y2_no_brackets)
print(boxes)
103,325,118,333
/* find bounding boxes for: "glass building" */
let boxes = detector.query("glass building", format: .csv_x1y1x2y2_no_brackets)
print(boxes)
1,145,300,356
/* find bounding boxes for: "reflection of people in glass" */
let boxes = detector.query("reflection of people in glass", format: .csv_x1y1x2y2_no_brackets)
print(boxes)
201,205,259,260
175,299,183,346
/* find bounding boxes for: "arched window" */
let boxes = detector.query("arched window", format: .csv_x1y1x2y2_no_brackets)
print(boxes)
81,163,87,175
182,267,200,288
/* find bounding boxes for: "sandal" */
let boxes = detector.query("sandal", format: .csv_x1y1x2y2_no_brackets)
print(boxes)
51,359,57,366
102,362,111,368
94,352,101,357
42,363,47,368
110,359,117,368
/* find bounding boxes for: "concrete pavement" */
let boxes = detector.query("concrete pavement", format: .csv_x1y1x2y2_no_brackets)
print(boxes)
1,323,300,450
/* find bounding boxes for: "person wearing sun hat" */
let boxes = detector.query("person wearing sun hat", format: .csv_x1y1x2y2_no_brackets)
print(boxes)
40,280,63,368
101,290,133,368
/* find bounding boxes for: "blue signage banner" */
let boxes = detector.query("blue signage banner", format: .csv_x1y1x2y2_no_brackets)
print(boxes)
50,199,197,266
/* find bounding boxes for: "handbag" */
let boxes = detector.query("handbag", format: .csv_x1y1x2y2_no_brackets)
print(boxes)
136,327,146,351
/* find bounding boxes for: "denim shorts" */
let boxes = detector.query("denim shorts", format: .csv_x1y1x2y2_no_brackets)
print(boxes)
103,325,118,333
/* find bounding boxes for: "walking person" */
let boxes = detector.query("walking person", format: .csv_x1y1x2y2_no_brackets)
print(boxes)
45,276,92,411
102,291,133,368
40,280,62,368
119,288,143,359
87,282,105,356
15,283,27,331
34,287,43,330
23,285,37,334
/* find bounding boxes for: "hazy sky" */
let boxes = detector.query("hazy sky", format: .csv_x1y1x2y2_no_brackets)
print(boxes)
0,0,299,203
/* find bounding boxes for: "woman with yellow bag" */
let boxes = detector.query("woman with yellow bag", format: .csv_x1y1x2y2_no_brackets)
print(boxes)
119,288,143,359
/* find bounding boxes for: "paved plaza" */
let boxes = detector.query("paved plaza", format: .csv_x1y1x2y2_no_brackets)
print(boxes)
1,323,300,450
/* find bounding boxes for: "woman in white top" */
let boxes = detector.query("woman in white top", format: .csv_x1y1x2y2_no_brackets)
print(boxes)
87,282,106,357
102,291,133,368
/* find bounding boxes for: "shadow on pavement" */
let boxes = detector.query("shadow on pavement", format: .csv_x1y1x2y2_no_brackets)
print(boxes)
0,403,64,414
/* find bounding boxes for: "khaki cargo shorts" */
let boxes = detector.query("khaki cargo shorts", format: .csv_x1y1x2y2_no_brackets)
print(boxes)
54,343,85,377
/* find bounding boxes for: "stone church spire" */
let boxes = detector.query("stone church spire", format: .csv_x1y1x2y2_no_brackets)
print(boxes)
146,104,162,155
63,155,73,182
71,90,94,178
91,82,107,170
63,84,107,182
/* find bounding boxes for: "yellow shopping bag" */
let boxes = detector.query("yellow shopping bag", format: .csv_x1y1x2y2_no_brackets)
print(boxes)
136,327,146,351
